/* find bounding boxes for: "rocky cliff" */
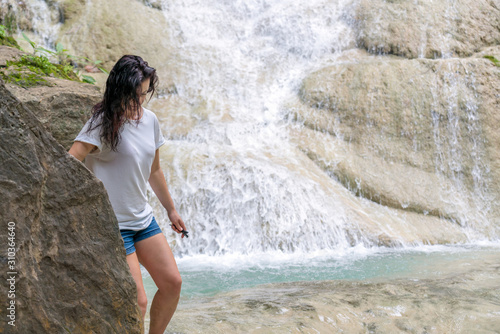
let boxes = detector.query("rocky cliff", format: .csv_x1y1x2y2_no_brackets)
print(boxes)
289,0,500,241
0,80,142,333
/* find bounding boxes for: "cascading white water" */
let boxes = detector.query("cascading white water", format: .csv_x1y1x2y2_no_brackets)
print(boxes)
3,0,62,49
143,0,499,260
429,62,494,235
148,0,369,257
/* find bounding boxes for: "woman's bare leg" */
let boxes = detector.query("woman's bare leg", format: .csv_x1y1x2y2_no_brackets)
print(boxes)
126,252,148,321
135,233,182,334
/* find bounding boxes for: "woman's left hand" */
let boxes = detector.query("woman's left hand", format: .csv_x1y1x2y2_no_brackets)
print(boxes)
168,210,187,238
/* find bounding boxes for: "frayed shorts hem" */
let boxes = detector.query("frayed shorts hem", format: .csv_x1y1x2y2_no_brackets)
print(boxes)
120,217,162,255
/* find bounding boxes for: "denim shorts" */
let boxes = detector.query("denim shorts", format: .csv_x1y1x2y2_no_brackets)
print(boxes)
120,217,163,255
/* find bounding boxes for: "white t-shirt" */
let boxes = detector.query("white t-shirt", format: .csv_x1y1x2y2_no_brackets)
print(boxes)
75,108,166,230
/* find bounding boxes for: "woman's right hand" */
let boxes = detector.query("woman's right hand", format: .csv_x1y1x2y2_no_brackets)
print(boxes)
168,210,187,238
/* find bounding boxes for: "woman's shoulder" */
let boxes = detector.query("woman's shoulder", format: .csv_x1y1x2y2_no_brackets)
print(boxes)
142,107,154,116
142,107,160,123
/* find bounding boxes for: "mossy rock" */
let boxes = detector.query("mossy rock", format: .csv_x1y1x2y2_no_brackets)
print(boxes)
0,24,20,49
2,53,83,88
0,34,20,49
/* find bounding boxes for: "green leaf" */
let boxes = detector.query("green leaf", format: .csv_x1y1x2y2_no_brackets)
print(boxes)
98,67,109,75
81,75,96,84
21,32,36,50
36,46,56,56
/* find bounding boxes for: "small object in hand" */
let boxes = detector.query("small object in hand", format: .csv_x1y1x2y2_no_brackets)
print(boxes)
171,224,189,238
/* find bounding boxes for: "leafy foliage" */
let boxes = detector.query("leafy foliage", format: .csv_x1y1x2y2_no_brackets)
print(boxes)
0,26,108,87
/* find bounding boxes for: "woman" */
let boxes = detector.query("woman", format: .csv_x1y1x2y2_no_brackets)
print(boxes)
69,55,186,333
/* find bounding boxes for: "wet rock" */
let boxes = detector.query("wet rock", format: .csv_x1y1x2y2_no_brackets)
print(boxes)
291,54,500,235
54,0,177,91
167,251,500,333
0,80,142,333
0,45,24,66
354,0,500,58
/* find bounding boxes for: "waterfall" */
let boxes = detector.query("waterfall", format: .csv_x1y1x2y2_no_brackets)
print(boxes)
145,0,372,257
2,0,62,49
145,0,498,257
5,0,497,261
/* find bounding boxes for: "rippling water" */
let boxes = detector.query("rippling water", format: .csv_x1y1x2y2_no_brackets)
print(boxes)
142,244,500,298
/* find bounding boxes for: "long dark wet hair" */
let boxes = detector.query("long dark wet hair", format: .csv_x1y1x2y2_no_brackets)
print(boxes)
86,55,158,151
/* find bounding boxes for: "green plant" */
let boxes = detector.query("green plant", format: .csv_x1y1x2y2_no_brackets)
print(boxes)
0,69,50,88
81,75,97,84
1,53,80,88
1,12,17,35
0,24,20,49
22,33,108,74
7,54,79,81
484,55,500,67
0,31,104,88
1,29,108,87
1,33,109,87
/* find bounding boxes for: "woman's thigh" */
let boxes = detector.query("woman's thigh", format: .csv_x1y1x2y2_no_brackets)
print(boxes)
135,233,181,290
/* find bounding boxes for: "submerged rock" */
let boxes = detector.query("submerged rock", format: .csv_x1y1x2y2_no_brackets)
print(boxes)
168,250,500,333
0,80,142,333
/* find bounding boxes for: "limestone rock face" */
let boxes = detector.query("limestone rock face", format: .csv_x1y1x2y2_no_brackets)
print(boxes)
0,45,24,66
0,81,142,333
354,0,500,58
292,53,500,237
55,0,177,91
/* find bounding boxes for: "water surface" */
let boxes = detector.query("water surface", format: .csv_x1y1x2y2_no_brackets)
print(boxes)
143,244,500,299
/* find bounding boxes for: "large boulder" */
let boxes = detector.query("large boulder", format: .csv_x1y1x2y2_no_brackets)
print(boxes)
0,80,142,333
0,45,24,66
291,52,500,237
8,77,101,150
353,0,500,58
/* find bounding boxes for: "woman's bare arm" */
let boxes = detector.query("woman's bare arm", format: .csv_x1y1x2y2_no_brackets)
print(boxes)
149,149,187,236
68,141,97,162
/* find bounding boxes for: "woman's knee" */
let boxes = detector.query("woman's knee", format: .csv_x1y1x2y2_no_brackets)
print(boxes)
159,273,182,295
169,273,182,294
173,274,182,291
